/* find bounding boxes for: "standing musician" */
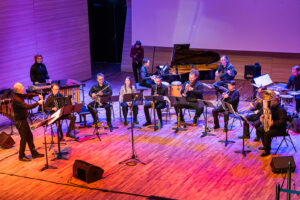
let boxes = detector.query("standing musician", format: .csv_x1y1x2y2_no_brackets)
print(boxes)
286,65,300,113
44,83,76,141
239,97,263,141
143,76,168,128
257,96,287,157
213,56,237,91
130,40,144,83
139,58,155,88
174,69,204,125
212,80,240,131
119,76,139,125
88,73,113,129
12,82,44,161
30,54,50,85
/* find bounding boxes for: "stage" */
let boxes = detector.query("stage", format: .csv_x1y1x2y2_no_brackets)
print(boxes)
0,70,299,200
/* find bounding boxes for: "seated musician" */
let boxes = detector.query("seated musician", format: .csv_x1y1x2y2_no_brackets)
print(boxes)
88,73,113,129
44,83,76,141
30,54,50,85
212,80,240,131
239,96,263,141
257,96,287,157
139,58,155,88
12,82,44,161
174,69,204,125
119,76,139,125
286,65,300,113
143,76,168,128
213,56,236,93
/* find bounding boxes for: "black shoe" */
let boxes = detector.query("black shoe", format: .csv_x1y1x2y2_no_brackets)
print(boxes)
258,147,265,150
254,137,260,142
32,152,44,159
261,152,270,157
213,125,220,130
223,128,228,132
19,156,31,162
143,122,151,126
159,121,163,128
134,120,139,124
238,135,250,139
108,124,113,132
193,118,198,126
124,120,128,126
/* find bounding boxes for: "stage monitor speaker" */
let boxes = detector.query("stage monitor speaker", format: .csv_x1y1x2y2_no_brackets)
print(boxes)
0,132,15,149
270,156,296,173
73,160,104,183
244,65,261,79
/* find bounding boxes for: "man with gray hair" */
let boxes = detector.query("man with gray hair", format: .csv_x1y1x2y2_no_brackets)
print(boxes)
12,82,44,161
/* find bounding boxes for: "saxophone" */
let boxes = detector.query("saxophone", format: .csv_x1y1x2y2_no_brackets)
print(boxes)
257,90,276,132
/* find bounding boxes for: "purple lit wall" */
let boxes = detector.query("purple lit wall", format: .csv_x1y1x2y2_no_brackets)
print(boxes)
0,0,91,90
132,0,300,53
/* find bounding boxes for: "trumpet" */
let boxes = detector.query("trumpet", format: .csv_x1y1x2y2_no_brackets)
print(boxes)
182,83,190,97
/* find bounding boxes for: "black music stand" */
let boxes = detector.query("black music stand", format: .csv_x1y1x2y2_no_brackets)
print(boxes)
198,99,216,137
168,96,188,133
63,103,83,142
119,95,146,166
123,93,143,129
226,102,251,157
35,118,57,171
218,101,235,147
144,95,165,131
49,107,70,160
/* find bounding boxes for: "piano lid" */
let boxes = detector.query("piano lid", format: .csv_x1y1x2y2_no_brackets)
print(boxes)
171,44,220,66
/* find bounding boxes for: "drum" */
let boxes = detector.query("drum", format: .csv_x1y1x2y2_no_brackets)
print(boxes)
170,81,182,97
280,95,293,105
162,81,170,87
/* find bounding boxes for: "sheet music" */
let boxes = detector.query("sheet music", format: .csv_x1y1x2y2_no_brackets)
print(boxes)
253,74,273,87
48,108,63,125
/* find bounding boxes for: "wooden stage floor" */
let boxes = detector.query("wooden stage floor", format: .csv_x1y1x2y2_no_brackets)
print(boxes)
0,72,299,200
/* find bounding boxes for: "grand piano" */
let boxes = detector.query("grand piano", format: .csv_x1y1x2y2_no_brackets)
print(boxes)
161,44,220,83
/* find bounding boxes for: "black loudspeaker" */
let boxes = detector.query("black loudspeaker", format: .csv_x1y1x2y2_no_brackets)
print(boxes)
73,160,104,183
0,132,15,149
270,156,296,173
244,65,261,79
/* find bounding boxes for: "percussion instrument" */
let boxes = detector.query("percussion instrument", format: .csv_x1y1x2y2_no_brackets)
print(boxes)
0,98,14,120
170,81,182,97
288,91,300,96
280,95,293,105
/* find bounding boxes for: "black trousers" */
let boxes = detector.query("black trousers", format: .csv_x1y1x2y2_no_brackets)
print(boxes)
256,127,285,153
144,101,166,123
243,113,261,137
174,102,204,121
212,105,229,129
121,102,138,122
15,120,37,158
132,62,141,83
88,101,112,125
296,98,300,113
55,114,76,137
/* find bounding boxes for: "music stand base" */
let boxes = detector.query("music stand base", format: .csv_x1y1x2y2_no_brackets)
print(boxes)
51,152,69,161
201,131,215,137
219,140,235,147
127,125,141,129
172,127,187,133
234,150,251,157
149,125,159,131
40,164,57,171
119,154,146,166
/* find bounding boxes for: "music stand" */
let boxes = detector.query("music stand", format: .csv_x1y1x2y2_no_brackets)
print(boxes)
123,93,143,129
144,95,165,131
218,101,235,147
47,108,69,160
168,96,188,133
119,93,145,166
35,118,57,171
63,103,83,142
198,100,216,137
226,102,251,157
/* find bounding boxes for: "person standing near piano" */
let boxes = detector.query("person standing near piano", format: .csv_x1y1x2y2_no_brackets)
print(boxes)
143,76,168,128
174,69,204,126
285,65,300,113
88,73,113,130
30,54,50,85
12,82,44,161
213,56,237,91
212,80,240,132
44,83,76,141
130,40,144,83
119,76,139,125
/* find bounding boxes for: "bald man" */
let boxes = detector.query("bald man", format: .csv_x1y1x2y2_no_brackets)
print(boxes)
12,82,44,161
